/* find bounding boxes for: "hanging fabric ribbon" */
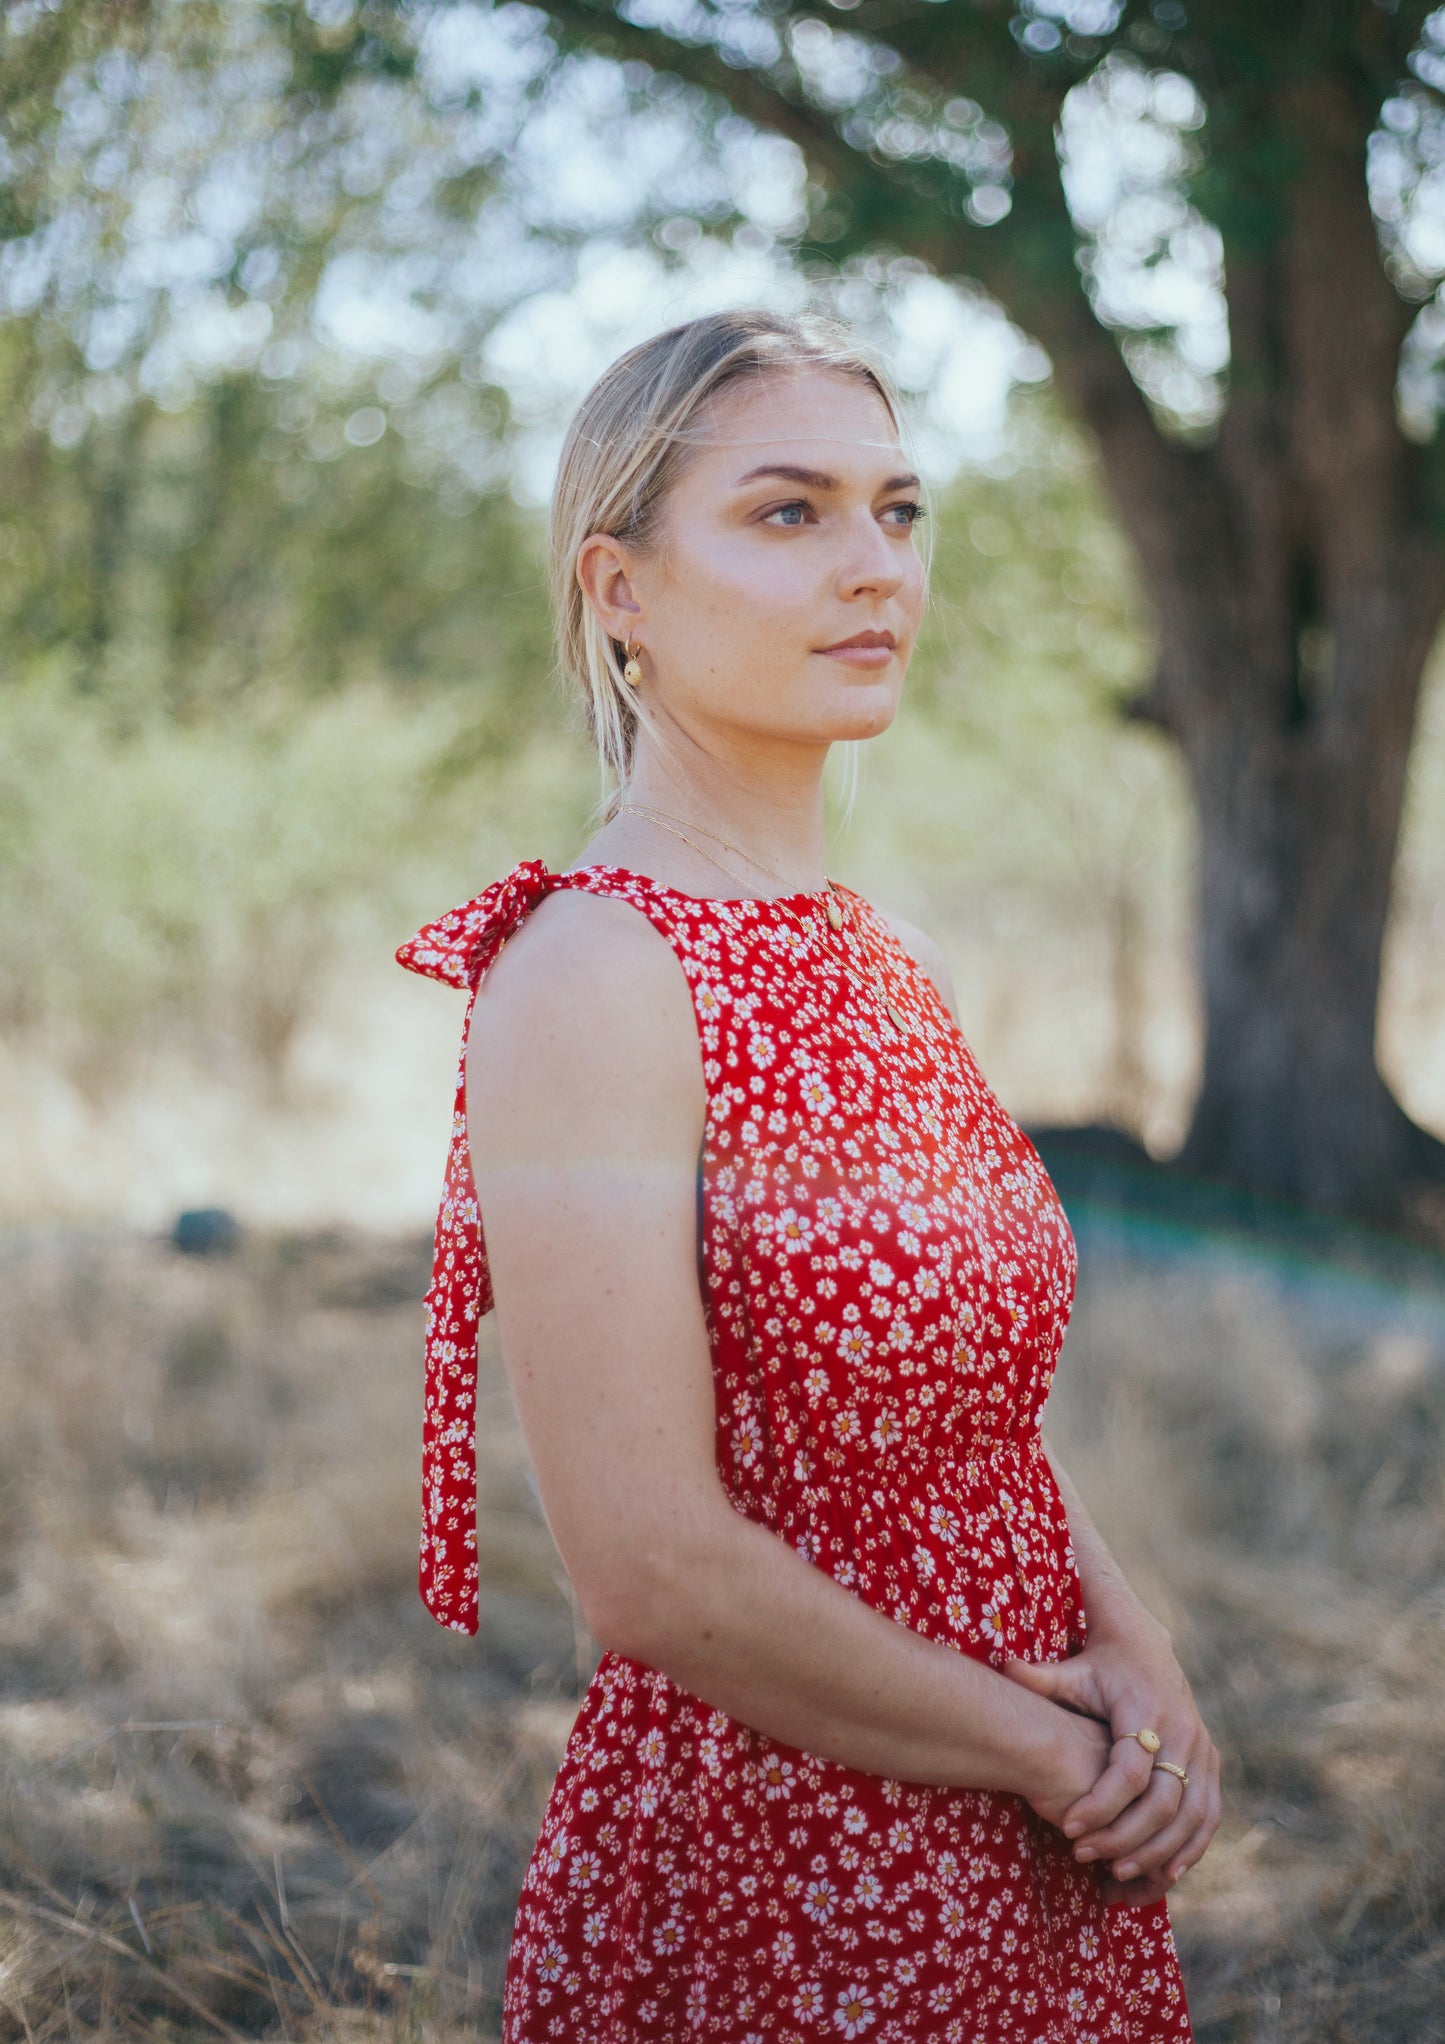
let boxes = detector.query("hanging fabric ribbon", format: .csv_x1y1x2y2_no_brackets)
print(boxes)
395,856,556,1633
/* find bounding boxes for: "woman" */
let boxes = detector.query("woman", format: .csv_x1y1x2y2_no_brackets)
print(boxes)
397,308,1220,2042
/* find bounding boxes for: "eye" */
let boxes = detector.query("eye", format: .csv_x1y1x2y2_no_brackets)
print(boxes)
885,500,926,529
761,500,812,527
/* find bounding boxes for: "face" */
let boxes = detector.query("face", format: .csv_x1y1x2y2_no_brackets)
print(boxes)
578,367,928,754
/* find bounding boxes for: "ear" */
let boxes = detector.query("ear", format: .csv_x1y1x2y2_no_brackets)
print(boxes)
576,531,644,646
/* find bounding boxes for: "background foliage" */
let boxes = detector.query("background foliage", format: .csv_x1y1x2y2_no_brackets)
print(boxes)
3,0,1445,1228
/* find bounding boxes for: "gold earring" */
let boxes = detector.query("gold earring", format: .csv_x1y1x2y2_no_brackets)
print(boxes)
622,637,643,687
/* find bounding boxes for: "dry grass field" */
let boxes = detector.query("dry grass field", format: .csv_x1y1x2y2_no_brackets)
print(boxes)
0,1209,1441,2043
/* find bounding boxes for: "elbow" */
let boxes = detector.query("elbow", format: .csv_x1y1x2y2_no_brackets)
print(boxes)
574,1508,735,1666
580,1574,670,1666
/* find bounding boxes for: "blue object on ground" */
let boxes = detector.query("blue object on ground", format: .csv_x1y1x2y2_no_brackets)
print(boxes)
171,1208,242,1257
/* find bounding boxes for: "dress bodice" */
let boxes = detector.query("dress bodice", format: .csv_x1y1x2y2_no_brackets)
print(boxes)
397,857,1078,1646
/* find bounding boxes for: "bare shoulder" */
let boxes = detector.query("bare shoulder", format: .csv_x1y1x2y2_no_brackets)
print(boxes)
475,885,681,1005
872,903,962,1027
464,886,705,1154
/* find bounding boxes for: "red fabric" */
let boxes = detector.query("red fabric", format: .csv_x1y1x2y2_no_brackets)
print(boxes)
396,855,554,1631
398,860,1193,2041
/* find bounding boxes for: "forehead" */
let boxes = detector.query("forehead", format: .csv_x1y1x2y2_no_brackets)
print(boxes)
688,366,903,470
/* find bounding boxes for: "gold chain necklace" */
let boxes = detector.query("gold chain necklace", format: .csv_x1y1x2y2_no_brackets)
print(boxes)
614,801,908,1036
617,799,832,916
619,799,797,892
617,801,801,891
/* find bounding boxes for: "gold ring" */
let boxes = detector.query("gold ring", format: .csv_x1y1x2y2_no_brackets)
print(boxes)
1154,1759,1189,1787
1120,1727,1161,1754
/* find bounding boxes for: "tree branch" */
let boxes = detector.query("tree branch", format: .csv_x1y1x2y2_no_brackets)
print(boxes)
540,0,1225,695
540,0,873,196
1276,62,1421,602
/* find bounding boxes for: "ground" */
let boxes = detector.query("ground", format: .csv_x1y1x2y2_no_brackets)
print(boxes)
0,1210,1441,2042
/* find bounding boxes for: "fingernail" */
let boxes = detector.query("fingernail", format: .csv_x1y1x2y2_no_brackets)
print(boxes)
1074,1847,1096,1862
1115,1861,1138,1878
1064,1823,1083,1839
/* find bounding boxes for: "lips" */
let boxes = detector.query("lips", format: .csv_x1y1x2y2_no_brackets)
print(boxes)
817,630,896,652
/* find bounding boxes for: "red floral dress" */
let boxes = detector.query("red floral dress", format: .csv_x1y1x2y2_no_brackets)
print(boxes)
397,859,1193,2044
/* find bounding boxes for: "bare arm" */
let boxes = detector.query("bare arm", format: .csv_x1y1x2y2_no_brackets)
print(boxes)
465,891,1109,1819
1042,1443,1171,1648
1028,1440,1222,1893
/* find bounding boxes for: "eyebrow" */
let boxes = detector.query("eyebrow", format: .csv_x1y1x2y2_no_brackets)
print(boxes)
731,462,922,493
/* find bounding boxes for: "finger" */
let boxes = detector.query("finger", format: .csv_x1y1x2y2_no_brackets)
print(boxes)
1103,1875,1170,1909
1072,1773,1186,1867
1158,1821,1211,1884
1066,1725,1199,1846
1097,1866,1173,1910
1160,1771,1224,1883
1003,1656,1101,1718
1108,1750,1219,1880
1003,1656,1055,1688
1060,1740,1156,1838
1108,1787,1199,1880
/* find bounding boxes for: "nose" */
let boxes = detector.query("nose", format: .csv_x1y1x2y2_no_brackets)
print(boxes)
835,506,907,600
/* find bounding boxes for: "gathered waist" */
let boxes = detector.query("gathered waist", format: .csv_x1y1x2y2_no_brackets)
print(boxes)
763,1441,1084,1661
788,1422,1049,1488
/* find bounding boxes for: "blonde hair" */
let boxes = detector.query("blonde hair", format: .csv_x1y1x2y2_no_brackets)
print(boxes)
547,307,924,829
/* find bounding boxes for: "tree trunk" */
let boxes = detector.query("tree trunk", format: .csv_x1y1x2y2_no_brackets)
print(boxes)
1040,63,1445,1224
1177,657,1433,1217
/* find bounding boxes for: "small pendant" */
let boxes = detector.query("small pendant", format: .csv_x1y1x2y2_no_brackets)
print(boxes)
885,1000,906,1033
825,896,844,932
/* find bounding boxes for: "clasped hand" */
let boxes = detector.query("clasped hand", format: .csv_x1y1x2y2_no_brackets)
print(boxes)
1005,1622,1222,1909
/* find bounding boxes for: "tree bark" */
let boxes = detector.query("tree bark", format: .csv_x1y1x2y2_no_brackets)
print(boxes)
1032,58,1445,1220
1177,624,1440,1216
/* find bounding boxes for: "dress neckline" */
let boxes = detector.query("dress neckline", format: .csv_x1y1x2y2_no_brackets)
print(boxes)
558,860,849,911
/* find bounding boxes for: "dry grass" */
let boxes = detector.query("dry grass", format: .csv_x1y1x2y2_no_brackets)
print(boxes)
1051,1222,1445,2042
0,1230,585,2043
0,1218,1441,2042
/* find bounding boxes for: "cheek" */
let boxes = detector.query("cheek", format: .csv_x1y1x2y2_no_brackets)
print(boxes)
673,534,820,625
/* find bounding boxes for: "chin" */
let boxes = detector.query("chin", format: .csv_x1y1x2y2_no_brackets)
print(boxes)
757,678,901,746
826,706,895,742
821,682,901,741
